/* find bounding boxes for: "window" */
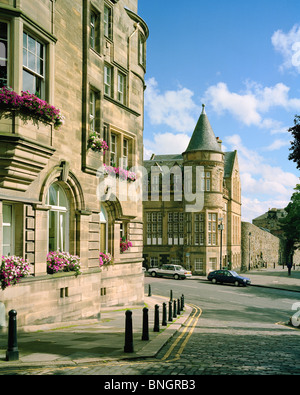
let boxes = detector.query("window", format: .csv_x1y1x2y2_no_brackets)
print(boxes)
2,204,14,256
147,212,162,245
89,89,100,134
194,213,204,246
104,5,112,40
208,213,217,246
194,258,204,272
0,22,8,88
151,174,160,192
90,10,100,52
23,32,45,98
123,138,128,168
104,65,112,97
150,257,158,267
110,134,117,165
100,206,108,253
89,90,96,132
117,72,126,104
47,184,69,252
201,171,211,191
168,212,184,245
209,257,217,271
138,33,146,67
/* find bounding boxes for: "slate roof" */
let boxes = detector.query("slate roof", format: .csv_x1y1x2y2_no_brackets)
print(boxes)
184,105,222,153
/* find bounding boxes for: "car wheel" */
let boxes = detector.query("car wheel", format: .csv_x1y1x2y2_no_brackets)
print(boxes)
174,274,179,280
211,278,217,284
151,271,157,277
234,281,239,287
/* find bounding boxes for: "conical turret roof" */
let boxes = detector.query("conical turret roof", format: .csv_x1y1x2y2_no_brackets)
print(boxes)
184,105,221,153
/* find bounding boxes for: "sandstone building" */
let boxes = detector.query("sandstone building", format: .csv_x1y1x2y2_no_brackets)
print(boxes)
143,105,242,275
0,0,148,328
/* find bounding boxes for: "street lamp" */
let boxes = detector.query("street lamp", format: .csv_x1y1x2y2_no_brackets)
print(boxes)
248,232,251,271
218,218,224,270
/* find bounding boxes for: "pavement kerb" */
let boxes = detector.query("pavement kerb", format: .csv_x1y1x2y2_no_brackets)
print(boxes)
0,295,193,370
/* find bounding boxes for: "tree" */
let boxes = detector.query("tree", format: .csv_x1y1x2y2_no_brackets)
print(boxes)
288,115,300,169
279,185,300,265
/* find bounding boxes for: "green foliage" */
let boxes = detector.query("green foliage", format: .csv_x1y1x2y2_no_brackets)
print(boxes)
279,185,300,261
288,115,300,170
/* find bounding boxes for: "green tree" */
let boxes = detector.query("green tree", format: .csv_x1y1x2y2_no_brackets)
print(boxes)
279,185,300,265
288,115,300,169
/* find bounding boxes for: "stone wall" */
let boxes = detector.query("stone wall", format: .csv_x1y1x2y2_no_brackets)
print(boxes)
0,270,101,330
241,222,283,270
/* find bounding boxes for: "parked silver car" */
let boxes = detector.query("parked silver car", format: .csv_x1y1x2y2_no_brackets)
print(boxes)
148,264,192,280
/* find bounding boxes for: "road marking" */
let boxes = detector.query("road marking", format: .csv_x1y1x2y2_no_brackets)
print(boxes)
160,304,202,362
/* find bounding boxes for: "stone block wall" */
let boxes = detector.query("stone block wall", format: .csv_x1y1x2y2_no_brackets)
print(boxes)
241,222,283,270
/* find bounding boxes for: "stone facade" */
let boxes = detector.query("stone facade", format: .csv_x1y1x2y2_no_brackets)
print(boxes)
0,0,148,328
143,106,242,275
241,222,284,270
252,208,300,266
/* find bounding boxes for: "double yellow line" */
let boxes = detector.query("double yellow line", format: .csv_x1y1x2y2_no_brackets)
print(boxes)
160,303,202,362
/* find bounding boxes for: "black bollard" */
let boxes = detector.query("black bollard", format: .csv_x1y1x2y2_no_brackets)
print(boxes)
181,294,185,309
178,298,181,313
153,304,160,332
168,301,173,322
142,307,149,341
124,310,134,353
6,310,19,361
173,300,177,318
170,289,173,301
148,284,152,297
162,303,167,326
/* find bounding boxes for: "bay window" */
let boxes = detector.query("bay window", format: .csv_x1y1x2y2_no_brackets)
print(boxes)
0,21,8,88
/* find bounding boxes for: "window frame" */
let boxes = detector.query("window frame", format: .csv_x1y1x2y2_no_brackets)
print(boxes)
146,212,162,246
117,71,126,104
2,203,14,256
47,184,69,253
89,87,100,135
90,8,101,53
0,21,9,88
104,64,113,97
104,4,113,40
22,31,45,98
138,32,146,68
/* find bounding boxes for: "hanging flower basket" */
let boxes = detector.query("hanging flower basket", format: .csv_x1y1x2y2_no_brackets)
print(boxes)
99,251,113,268
120,237,133,253
46,251,82,277
88,132,109,153
0,86,64,130
0,256,31,291
104,164,136,182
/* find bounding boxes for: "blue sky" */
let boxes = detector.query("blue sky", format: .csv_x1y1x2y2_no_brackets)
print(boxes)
138,0,300,222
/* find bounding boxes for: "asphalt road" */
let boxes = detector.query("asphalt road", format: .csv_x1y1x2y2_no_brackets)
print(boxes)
2,276,300,377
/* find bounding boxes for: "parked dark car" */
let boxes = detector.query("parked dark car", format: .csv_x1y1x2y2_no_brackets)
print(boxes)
207,270,251,287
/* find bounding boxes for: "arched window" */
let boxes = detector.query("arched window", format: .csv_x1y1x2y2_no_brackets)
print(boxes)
100,206,108,253
47,183,69,252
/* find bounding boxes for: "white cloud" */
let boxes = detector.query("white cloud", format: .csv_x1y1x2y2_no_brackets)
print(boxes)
264,138,290,151
145,78,200,132
204,81,300,129
241,196,290,223
224,134,298,221
271,24,300,73
144,132,190,158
